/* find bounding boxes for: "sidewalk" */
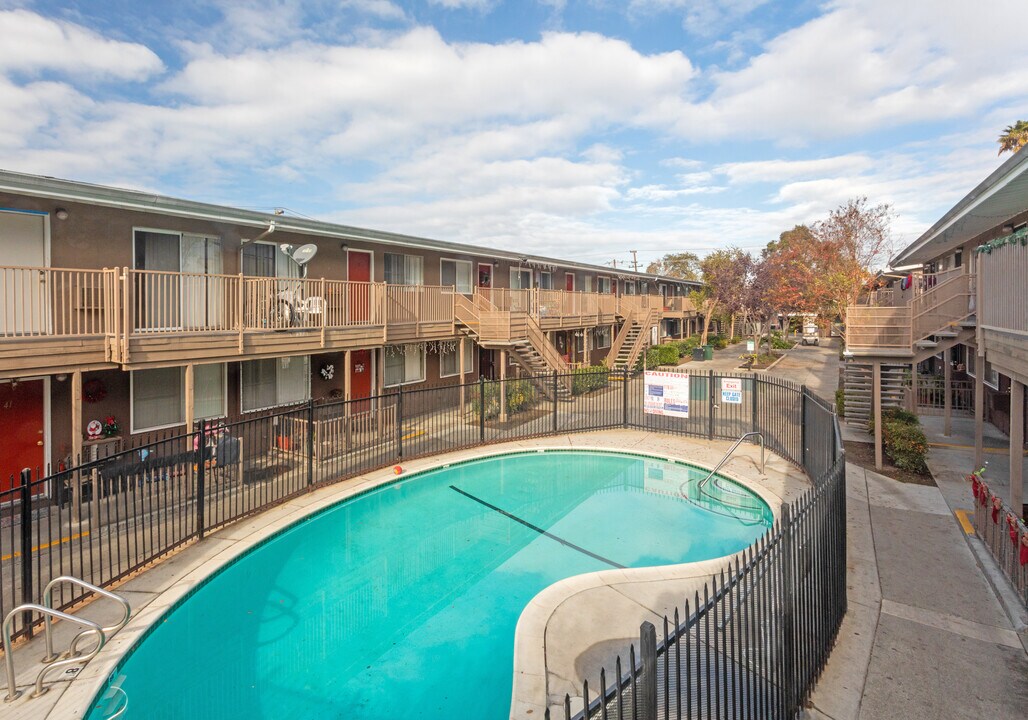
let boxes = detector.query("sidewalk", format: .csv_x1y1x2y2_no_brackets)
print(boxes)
805,460,1028,719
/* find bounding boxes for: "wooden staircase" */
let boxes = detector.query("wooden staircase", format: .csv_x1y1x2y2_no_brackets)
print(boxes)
606,309,658,370
842,361,908,428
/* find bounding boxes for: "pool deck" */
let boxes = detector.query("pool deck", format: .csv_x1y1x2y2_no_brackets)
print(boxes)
4,429,806,720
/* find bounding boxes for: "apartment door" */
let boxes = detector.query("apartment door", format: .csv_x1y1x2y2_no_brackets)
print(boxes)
0,380,45,493
478,263,493,305
0,210,47,335
349,349,372,412
134,230,182,330
347,250,372,323
479,348,495,379
565,273,575,292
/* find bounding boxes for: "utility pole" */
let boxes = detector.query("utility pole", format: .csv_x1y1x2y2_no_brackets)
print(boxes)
630,250,639,272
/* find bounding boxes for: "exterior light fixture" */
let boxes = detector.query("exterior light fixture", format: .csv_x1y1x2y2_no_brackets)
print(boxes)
55,208,69,220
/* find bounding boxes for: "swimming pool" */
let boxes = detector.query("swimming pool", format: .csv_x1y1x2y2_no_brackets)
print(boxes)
87,450,772,720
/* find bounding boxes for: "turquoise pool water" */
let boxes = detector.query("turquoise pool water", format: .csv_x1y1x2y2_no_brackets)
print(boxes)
88,450,772,720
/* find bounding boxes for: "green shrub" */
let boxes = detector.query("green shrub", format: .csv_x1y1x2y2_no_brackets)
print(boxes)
472,379,537,419
646,344,681,368
883,419,930,473
673,337,700,356
835,387,845,416
770,334,795,350
710,335,728,350
867,407,930,474
571,366,609,395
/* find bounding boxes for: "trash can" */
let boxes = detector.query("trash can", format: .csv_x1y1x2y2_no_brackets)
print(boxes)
703,345,714,360
692,347,705,361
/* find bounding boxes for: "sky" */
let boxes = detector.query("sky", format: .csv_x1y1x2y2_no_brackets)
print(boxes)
1,0,1026,269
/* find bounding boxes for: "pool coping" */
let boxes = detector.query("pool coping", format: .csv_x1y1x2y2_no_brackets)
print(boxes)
39,431,799,720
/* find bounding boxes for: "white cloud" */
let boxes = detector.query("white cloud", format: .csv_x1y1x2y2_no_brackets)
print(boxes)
342,0,407,20
0,9,162,80
427,0,495,10
715,155,874,184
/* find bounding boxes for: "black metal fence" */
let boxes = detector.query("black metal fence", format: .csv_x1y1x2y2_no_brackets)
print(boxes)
1,368,845,720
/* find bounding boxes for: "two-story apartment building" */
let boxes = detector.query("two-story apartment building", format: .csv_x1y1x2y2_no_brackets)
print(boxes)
0,170,701,487
844,147,1028,518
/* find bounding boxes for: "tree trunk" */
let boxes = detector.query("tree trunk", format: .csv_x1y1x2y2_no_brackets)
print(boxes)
729,313,736,340
700,302,717,345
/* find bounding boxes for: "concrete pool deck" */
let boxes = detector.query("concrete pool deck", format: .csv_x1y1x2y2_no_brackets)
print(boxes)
3,429,808,720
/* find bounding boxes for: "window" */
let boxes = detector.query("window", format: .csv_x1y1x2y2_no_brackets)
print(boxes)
385,344,426,386
583,275,593,292
624,281,636,295
241,356,310,412
194,363,227,420
510,268,532,289
594,326,612,349
596,276,611,294
241,241,295,278
132,367,184,432
440,259,473,294
440,339,474,377
639,281,648,295
576,332,585,353
538,271,552,290
985,360,999,389
384,253,423,285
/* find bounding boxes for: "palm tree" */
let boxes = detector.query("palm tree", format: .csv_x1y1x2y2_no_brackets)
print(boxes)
997,121,1028,156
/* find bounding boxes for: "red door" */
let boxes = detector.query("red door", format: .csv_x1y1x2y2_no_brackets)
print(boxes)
349,349,372,412
0,380,45,493
565,273,575,292
347,250,372,322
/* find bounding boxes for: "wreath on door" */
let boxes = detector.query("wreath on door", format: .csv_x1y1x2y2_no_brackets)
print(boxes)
83,379,107,404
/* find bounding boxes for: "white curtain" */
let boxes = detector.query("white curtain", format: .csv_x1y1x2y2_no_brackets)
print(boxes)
132,367,184,431
194,363,226,420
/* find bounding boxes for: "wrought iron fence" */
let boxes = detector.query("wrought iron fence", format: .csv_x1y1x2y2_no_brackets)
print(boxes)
551,372,846,720
1,367,846,720
915,374,974,416
971,479,1028,611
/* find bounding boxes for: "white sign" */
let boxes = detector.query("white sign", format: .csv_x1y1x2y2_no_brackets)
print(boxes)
746,340,755,353
644,371,690,417
721,377,743,405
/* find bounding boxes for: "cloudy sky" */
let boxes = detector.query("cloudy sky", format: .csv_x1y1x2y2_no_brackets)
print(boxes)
1,0,1025,268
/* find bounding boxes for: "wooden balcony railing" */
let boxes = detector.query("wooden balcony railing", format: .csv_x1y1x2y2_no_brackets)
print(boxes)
911,271,973,343
980,242,1028,336
0,266,113,338
845,306,912,351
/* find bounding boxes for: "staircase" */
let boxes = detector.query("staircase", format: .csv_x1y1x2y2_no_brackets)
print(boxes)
842,361,908,428
606,309,658,370
508,341,573,400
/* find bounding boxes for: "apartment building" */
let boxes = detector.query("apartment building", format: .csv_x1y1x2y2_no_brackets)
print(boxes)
0,170,700,486
844,147,1028,516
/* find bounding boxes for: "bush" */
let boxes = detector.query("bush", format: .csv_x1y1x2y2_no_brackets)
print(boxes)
673,337,700,356
867,408,930,474
710,335,729,350
835,387,846,416
884,419,930,474
770,334,795,350
646,344,681,368
571,366,609,395
472,379,537,420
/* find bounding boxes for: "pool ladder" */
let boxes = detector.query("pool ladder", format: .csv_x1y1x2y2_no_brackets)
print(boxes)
3,576,130,703
680,431,766,500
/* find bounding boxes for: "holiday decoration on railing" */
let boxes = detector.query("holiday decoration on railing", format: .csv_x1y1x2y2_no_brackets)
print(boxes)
320,363,335,381
102,415,119,437
424,339,458,355
975,225,1028,254
83,378,106,403
1021,533,1028,567
1007,514,1019,545
991,495,1002,524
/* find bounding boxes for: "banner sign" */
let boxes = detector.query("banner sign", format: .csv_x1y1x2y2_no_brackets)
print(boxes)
721,377,743,405
644,371,690,417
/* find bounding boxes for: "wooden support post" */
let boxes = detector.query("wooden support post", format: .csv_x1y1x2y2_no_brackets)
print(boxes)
344,350,353,400
499,349,508,422
583,328,591,365
974,360,984,470
873,361,883,471
377,348,385,434
184,363,195,432
1011,380,1024,518
943,349,952,437
459,339,467,410
71,370,83,524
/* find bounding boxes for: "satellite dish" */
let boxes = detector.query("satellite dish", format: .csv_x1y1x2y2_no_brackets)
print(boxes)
291,244,318,266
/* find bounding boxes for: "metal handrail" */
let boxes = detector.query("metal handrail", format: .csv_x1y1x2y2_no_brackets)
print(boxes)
41,576,131,663
3,605,104,702
697,431,766,489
